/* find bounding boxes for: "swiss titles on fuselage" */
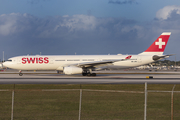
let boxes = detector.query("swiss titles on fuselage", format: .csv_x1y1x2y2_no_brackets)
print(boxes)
22,57,49,64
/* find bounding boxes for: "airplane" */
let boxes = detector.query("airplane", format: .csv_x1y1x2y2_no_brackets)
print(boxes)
1,32,171,76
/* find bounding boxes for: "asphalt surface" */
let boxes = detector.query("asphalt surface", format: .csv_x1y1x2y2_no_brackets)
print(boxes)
0,70,180,84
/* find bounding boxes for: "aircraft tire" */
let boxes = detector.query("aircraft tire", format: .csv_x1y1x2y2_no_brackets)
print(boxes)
82,73,87,76
91,73,96,76
82,72,96,76
19,73,23,76
87,73,91,76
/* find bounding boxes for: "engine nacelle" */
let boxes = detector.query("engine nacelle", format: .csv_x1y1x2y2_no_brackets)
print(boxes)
63,66,83,75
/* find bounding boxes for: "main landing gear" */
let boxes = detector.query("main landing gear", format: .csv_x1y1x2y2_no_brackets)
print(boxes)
82,72,96,76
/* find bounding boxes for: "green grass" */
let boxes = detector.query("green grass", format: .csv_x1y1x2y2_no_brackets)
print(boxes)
0,91,12,120
148,84,178,91
147,92,171,120
81,91,144,120
0,84,180,120
13,91,79,120
174,93,180,120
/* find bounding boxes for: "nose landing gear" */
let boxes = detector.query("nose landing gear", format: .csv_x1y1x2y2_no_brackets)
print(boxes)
19,70,23,76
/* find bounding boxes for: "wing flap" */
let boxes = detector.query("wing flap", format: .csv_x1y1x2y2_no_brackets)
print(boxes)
77,60,121,67
63,59,124,68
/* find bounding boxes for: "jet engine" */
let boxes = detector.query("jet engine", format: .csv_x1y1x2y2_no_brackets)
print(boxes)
63,66,83,75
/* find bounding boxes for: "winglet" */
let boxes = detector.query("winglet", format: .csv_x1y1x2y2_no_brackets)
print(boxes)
139,32,171,55
125,55,132,59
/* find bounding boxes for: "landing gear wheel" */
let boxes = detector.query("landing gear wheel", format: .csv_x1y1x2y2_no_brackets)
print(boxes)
91,73,96,76
87,73,91,76
19,73,23,76
82,73,87,76
82,70,96,76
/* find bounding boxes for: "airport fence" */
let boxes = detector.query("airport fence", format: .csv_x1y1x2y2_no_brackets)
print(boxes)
0,83,180,120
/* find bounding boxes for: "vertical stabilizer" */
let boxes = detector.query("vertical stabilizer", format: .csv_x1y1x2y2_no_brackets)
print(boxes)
139,32,171,55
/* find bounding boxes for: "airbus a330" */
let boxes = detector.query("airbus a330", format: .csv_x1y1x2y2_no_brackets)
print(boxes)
2,32,172,76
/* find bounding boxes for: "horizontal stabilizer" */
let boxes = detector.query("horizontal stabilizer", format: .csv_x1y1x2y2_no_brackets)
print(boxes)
152,54,174,61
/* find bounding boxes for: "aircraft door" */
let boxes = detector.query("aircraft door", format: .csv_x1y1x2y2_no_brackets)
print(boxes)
17,58,21,64
49,58,54,64
138,56,142,63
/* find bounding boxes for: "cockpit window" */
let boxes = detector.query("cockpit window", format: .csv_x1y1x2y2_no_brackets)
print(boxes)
6,59,12,62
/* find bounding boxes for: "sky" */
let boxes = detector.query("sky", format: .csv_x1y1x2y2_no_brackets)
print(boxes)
0,0,180,61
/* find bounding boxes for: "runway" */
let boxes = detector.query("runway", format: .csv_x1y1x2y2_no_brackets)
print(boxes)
0,72,180,84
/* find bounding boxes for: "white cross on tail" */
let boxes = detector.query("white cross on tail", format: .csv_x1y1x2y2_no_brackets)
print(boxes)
155,38,165,49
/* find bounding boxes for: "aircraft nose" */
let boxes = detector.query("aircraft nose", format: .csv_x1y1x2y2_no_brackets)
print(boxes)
0,62,7,69
0,63,3,68
2,62,8,68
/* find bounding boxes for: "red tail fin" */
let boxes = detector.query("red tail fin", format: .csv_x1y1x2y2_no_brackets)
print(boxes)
139,32,171,55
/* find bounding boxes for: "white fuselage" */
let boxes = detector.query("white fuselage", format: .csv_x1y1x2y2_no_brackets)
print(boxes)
3,55,154,71
2,32,171,76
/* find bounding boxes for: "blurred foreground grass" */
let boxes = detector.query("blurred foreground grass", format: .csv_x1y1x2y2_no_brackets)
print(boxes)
0,84,180,120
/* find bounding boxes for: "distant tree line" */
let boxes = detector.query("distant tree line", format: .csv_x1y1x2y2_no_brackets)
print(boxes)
153,60,180,66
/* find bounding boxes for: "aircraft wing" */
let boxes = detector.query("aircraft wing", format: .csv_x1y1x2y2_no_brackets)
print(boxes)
62,55,133,68
63,58,132,68
76,59,123,68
